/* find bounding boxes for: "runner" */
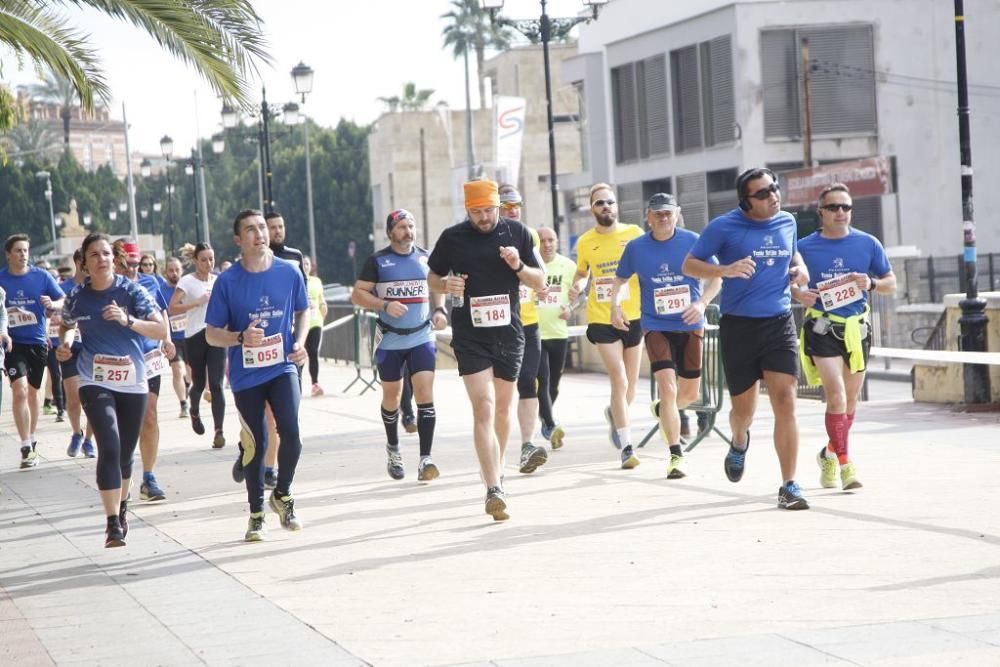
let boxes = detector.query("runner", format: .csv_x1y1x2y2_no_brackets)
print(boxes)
535,226,576,449
683,167,812,510
59,249,96,458
169,242,226,448
160,256,191,418
611,193,721,479
569,184,644,468
57,232,168,547
427,180,545,521
206,209,309,541
302,255,327,397
0,290,8,418
793,183,896,490
352,208,447,481
1,234,65,468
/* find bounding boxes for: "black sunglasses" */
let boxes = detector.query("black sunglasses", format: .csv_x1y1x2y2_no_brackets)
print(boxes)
748,183,780,200
592,198,616,208
820,203,853,212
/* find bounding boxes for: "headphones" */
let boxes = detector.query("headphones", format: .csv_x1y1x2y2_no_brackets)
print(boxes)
736,167,777,211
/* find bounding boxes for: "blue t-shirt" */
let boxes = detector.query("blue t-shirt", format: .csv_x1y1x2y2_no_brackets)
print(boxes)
798,228,892,317
205,257,308,393
617,229,711,332
133,273,168,353
56,278,84,350
160,283,187,341
358,246,434,350
0,266,65,345
689,208,798,318
62,274,161,393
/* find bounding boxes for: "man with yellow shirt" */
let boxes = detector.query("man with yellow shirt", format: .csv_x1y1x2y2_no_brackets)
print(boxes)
569,183,644,468
499,184,548,475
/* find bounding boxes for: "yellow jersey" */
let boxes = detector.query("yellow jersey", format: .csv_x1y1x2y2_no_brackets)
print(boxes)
518,227,542,327
575,224,643,324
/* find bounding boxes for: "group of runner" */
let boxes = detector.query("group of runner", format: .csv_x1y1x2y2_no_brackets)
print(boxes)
1,166,894,542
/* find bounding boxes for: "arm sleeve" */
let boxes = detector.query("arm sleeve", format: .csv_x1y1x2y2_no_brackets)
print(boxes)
358,255,379,283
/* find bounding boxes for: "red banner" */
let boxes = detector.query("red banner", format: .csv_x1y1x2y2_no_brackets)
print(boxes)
780,156,893,208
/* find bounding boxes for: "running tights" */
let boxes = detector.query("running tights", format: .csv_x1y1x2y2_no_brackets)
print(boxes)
305,326,322,385
185,329,226,431
537,338,568,430
46,346,65,411
79,385,147,490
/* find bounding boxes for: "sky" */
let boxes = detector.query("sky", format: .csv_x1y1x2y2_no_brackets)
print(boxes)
2,0,593,156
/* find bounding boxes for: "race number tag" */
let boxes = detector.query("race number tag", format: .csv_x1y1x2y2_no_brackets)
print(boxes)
653,284,691,315
47,320,61,339
593,277,629,304
93,354,135,386
470,294,511,328
169,313,187,334
540,285,562,307
518,284,532,304
8,308,38,328
817,275,863,311
144,349,167,379
242,333,285,368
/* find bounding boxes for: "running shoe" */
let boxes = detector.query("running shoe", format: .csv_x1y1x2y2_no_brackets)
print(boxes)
311,383,324,397
55,409,65,423
234,428,253,484
518,443,548,474
417,457,440,481
778,481,810,510
20,444,38,469
724,433,750,483
549,425,565,450
484,486,509,521
263,467,278,490
204,391,212,404
119,501,129,539
140,476,166,502
269,491,303,530
190,412,206,436
179,402,189,418
650,399,661,418
67,432,84,458
667,453,686,479
840,462,863,490
620,445,640,469
245,512,266,542
817,445,838,488
605,406,622,450
679,411,690,438
105,516,126,548
212,430,226,449
386,445,405,480
541,423,553,441
82,439,95,458
402,414,417,434
696,411,708,434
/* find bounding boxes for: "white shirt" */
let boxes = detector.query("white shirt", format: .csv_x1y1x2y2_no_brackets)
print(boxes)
176,272,216,338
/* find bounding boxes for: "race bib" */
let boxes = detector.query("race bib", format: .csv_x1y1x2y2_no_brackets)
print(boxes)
470,294,511,328
817,275,863,311
8,308,38,328
47,321,61,339
377,280,428,301
518,284,532,305
169,313,187,333
654,284,691,315
144,349,167,379
594,277,629,304
93,354,135,386
242,333,285,368
540,286,563,307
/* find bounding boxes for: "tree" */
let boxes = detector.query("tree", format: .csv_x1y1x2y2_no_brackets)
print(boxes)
23,70,77,148
3,118,59,163
440,0,510,109
377,82,435,113
0,0,270,133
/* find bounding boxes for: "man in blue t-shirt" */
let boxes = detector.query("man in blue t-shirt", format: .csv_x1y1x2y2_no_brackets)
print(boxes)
612,194,720,478
353,209,448,483
683,168,812,510
206,209,309,542
793,183,895,492
1,234,65,468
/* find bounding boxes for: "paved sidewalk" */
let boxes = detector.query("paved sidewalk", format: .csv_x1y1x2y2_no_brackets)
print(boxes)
1,362,999,666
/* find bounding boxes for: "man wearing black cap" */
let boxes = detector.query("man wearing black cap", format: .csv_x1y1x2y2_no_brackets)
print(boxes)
610,194,720,478
353,209,447,482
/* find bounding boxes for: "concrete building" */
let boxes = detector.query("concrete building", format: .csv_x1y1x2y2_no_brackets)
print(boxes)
561,0,1000,259
368,42,583,248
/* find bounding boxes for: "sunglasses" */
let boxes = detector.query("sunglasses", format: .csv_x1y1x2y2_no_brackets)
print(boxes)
592,198,616,208
748,183,780,200
500,202,521,210
820,203,853,212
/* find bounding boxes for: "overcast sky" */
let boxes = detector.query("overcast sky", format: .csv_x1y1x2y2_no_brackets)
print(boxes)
2,0,591,156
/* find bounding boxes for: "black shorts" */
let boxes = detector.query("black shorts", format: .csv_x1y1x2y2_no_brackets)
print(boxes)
169,338,186,364
644,329,703,379
452,335,524,382
517,324,542,398
4,343,48,389
60,348,81,380
586,321,642,348
802,317,872,369
148,374,161,396
720,312,798,396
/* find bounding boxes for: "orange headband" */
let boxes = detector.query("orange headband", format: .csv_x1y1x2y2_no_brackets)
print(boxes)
464,180,500,209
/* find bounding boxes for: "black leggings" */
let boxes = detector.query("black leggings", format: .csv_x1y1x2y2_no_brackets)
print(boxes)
305,326,322,385
79,385,147,490
537,338,568,429
46,346,65,411
185,329,226,431
517,324,542,399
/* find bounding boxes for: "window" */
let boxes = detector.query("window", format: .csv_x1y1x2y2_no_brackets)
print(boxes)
762,25,877,139
611,55,670,164
671,35,735,153
617,182,644,225
676,173,708,232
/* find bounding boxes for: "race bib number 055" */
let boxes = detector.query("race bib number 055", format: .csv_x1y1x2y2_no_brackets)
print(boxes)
242,333,285,368
817,275,863,311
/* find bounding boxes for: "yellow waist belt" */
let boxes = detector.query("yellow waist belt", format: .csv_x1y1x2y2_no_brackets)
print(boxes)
799,304,869,386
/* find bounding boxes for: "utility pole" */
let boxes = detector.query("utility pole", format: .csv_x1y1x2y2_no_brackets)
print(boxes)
800,37,814,168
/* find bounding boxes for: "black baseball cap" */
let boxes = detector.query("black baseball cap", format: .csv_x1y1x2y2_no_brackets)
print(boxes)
647,193,679,211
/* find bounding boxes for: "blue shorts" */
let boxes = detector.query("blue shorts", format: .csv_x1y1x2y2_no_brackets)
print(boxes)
375,342,436,382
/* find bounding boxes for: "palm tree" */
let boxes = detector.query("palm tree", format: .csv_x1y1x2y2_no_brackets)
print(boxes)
376,95,400,113
440,0,510,109
0,0,270,133
24,70,77,148
3,118,59,162
377,82,435,114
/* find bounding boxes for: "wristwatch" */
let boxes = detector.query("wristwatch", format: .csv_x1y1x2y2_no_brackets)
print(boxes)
237,330,245,344
867,274,878,291
513,261,526,273
433,306,448,316
124,315,134,328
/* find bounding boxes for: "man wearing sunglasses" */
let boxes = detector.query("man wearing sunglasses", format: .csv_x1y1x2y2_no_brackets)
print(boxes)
793,183,895,492
569,183,644,469
683,167,811,510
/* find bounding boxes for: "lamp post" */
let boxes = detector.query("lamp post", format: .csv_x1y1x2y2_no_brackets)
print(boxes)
160,134,177,253
184,157,200,243
221,91,280,215
35,170,57,251
291,61,318,262
482,0,607,238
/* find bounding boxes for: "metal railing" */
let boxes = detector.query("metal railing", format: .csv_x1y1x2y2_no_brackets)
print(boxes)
902,253,1000,304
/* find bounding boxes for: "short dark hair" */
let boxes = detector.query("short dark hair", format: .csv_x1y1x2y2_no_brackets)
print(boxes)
233,209,264,235
818,182,851,205
80,232,113,264
4,233,30,253
264,210,283,222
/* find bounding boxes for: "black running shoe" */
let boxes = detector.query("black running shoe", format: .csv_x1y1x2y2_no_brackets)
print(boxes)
724,432,750,483
263,468,278,490
386,445,405,480
105,516,126,548
190,412,206,436
119,501,129,538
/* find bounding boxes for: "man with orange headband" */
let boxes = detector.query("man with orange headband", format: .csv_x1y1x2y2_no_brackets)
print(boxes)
428,179,545,521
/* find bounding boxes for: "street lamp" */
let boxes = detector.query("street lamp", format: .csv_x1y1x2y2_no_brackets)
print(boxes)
160,135,177,253
211,133,225,155
140,158,152,178
118,201,128,213
35,170,57,250
290,61,318,262
221,90,279,214
82,213,92,228
482,0,607,238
